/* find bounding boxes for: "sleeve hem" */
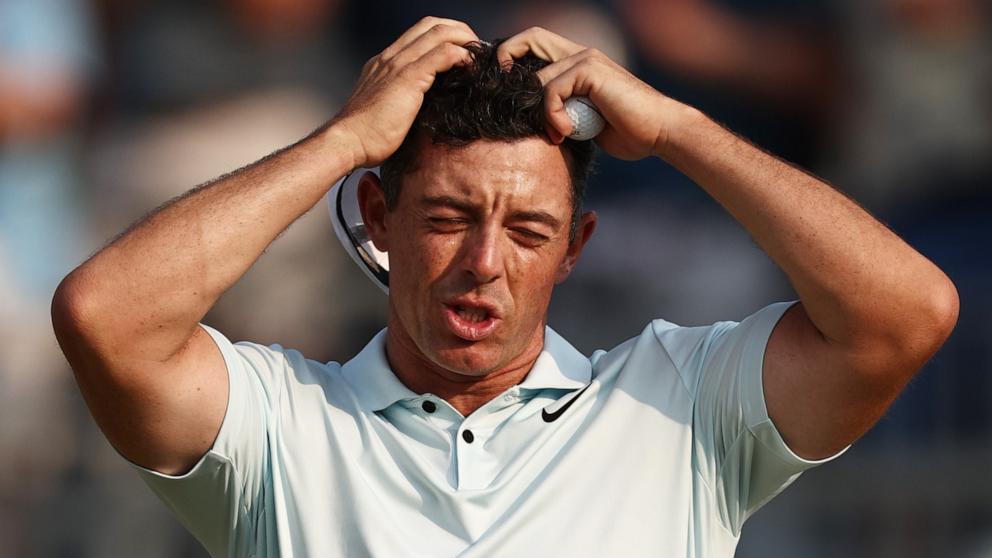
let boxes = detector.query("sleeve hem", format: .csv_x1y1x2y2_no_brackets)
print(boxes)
751,419,851,467
130,448,235,481
742,301,849,468
196,323,243,463
740,301,795,430
127,323,241,479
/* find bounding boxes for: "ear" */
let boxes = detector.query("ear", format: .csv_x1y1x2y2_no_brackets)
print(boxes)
356,171,390,252
555,211,597,284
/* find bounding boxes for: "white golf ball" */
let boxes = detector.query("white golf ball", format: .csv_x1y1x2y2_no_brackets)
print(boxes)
564,96,605,141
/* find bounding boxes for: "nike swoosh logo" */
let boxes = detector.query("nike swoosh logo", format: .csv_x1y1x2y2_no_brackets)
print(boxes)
542,385,591,423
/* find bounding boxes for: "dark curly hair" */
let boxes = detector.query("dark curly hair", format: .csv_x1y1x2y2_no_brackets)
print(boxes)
380,39,595,239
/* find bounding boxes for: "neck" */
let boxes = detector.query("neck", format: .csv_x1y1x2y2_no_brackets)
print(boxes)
384,320,545,417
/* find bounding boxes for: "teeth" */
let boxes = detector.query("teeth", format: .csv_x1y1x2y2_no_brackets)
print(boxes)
456,306,488,323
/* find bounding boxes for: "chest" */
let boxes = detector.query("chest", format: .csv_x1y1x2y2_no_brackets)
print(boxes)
267,370,714,557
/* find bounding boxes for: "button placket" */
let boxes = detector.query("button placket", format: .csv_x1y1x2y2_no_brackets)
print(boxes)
456,425,478,489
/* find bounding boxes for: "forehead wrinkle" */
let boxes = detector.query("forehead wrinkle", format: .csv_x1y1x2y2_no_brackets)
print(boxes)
420,163,531,209
411,138,573,217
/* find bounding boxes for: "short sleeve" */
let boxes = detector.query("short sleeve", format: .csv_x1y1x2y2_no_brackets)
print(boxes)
653,302,847,535
130,324,287,557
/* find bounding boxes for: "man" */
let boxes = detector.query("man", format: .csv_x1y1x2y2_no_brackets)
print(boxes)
52,18,958,557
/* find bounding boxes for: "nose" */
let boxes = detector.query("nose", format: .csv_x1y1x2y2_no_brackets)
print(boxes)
460,224,504,284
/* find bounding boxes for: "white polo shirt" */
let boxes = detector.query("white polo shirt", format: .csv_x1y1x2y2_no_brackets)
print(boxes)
134,301,842,557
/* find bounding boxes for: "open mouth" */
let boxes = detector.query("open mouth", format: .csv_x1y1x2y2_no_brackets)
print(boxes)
454,305,489,323
444,303,501,341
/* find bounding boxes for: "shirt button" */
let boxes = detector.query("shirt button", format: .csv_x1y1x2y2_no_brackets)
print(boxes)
422,400,437,413
462,429,475,444
503,394,514,402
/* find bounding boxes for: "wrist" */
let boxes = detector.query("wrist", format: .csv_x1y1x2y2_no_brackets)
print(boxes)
651,100,707,161
318,119,366,172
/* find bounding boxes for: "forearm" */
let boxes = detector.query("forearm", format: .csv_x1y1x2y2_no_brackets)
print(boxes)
57,124,357,363
657,106,957,357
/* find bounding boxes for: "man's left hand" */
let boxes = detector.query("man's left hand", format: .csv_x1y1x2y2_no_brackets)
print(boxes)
503,24,959,462
497,27,687,161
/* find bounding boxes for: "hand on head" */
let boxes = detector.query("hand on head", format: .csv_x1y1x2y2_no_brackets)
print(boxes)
332,17,479,169
496,26,679,161
332,18,680,171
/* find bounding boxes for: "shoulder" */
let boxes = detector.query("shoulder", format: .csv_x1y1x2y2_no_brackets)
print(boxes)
590,302,794,394
203,324,351,410
591,317,727,373
589,319,701,395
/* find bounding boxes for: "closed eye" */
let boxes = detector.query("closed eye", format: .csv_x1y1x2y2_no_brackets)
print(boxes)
510,227,550,246
428,217,470,232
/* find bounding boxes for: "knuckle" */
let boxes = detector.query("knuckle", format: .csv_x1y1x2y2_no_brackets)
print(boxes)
361,57,380,75
419,16,439,25
526,26,546,34
382,57,400,72
437,43,461,60
395,65,416,82
582,47,603,59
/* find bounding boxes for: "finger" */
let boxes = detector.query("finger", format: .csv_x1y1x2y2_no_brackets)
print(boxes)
496,26,584,68
381,17,477,61
403,42,475,92
529,50,596,141
496,27,583,64
534,48,592,87
541,63,594,141
387,24,479,70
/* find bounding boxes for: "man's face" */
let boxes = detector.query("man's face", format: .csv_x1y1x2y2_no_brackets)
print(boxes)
363,137,595,377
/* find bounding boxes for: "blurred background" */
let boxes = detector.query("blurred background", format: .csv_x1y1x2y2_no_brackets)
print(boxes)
1,0,989,556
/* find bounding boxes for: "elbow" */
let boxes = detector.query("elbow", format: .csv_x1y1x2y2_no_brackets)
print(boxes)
52,265,126,381
51,267,103,357
850,273,959,383
52,269,83,338
923,273,959,351
886,273,959,374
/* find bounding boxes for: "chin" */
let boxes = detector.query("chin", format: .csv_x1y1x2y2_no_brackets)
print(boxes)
430,344,501,377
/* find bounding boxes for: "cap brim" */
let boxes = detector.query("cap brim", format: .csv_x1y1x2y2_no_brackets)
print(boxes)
327,168,389,293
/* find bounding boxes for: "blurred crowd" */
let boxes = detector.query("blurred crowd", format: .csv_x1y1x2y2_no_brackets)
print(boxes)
1,0,989,556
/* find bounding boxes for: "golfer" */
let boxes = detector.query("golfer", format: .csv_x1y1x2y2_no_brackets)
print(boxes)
53,18,958,557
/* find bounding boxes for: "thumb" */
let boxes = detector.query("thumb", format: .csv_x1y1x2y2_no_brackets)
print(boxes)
544,93,574,144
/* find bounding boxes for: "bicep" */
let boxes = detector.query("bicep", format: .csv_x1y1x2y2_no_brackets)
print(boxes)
72,325,229,475
763,302,905,460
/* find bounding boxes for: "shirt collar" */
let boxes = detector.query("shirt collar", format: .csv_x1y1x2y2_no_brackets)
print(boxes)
340,327,592,412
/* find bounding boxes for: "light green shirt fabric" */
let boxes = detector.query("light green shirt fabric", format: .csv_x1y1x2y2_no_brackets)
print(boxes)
134,301,843,557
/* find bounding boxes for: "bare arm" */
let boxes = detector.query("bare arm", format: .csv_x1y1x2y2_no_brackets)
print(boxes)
498,28,958,460
659,109,958,459
52,17,478,475
52,128,356,474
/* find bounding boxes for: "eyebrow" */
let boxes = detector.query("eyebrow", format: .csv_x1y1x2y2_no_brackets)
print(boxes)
419,195,563,230
508,209,562,230
419,195,476,214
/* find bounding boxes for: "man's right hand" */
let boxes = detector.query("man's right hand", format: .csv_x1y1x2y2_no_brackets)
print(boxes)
50,18,477,477
333,17,478,168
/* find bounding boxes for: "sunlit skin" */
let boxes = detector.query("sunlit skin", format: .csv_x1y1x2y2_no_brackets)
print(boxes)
358,137,597,416
53,18,957,480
